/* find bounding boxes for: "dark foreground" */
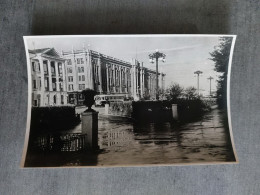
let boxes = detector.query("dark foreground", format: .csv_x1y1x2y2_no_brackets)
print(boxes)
25,107,236,167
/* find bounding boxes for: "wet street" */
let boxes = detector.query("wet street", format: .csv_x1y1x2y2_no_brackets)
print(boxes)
67,106,235,166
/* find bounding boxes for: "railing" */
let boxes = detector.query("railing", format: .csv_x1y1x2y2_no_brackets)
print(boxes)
30,133,88,152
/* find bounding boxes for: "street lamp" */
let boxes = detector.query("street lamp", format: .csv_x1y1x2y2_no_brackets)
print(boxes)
149,49,166,100
194,70,203,96
207,76,214,97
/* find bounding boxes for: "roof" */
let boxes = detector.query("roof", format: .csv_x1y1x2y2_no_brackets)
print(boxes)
29,48,51,54
29,48,61,58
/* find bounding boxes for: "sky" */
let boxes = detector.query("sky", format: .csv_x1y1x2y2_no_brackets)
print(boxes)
25,35,233,96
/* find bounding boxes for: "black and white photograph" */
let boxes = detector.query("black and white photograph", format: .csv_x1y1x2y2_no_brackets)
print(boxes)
21,35,237,167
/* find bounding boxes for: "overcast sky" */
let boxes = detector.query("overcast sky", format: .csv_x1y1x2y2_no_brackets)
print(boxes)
26,35,233,96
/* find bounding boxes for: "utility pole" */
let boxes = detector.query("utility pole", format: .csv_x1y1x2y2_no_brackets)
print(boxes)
194,70,203,96
149,49,166,100
207,76,214,96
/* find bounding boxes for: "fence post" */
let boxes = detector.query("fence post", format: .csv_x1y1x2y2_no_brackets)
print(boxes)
81,111,99,150
172,104,178,120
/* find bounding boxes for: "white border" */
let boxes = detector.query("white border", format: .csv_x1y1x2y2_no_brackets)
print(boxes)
21,34,238,168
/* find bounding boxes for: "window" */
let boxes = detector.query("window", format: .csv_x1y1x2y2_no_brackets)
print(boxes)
61,95,64,104
60,83,63,91
52,82,56,91
53,95,56,104
32,62,35,71
67,59,72,65
82,75,85,81
51,62,55,75
43,61,48,74
79,84,85,90
69,84,74,91
79,76,81,81
78,67,84,73
34,100,37,107
37,63,40,72
33,80,37,89
77,58,84,64
67,67,73,73
68,76,73,82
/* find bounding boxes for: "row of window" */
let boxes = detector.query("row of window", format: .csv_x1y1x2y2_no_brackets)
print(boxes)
33,94,65,107
41,61,63,76
68,84,85,91
67,58,84,65
68,75,85,82
67,67,85,74
33,78,64,91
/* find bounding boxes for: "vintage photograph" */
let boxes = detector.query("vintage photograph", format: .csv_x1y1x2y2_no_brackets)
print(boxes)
21,35,237,167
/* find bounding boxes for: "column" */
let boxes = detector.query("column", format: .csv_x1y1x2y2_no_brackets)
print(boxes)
124,68,128,93
131,67,134,96
55,62,60,91
119,67,122,93
113,65,116,93
140,68,144,98
106,64,110,93
62,62,66,92
133,66,137,99
98,56,103,93
55,61,60,105
47,60,53,91
39,58,45,106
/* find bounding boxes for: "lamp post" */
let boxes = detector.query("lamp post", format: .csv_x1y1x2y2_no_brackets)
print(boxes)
149,49,166,100
194,70,203,96
207,76,214,97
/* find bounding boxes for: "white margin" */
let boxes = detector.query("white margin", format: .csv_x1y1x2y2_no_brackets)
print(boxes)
21,34,238,168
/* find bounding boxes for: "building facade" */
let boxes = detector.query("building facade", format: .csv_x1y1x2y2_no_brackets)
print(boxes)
62,48,165,104
29,48,68,107
29,47,166,107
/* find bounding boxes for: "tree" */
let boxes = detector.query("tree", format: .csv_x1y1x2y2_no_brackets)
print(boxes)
183,86,198,100
209,37,233,108
165,83,184,102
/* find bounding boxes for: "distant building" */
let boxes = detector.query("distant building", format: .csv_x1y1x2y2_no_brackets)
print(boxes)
62,48,166,104
29,48,68,107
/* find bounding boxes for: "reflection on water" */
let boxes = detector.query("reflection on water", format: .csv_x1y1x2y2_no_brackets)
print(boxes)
95,108,235,166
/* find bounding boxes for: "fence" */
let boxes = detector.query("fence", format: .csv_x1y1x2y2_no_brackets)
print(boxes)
29,133,88,152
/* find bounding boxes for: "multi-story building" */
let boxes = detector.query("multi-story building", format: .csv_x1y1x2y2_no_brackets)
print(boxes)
61,48,165,104
29,48,68,107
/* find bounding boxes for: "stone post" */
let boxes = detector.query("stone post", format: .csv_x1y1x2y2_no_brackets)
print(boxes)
81,111,99,150
104,104,109,115
172,104,178,120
